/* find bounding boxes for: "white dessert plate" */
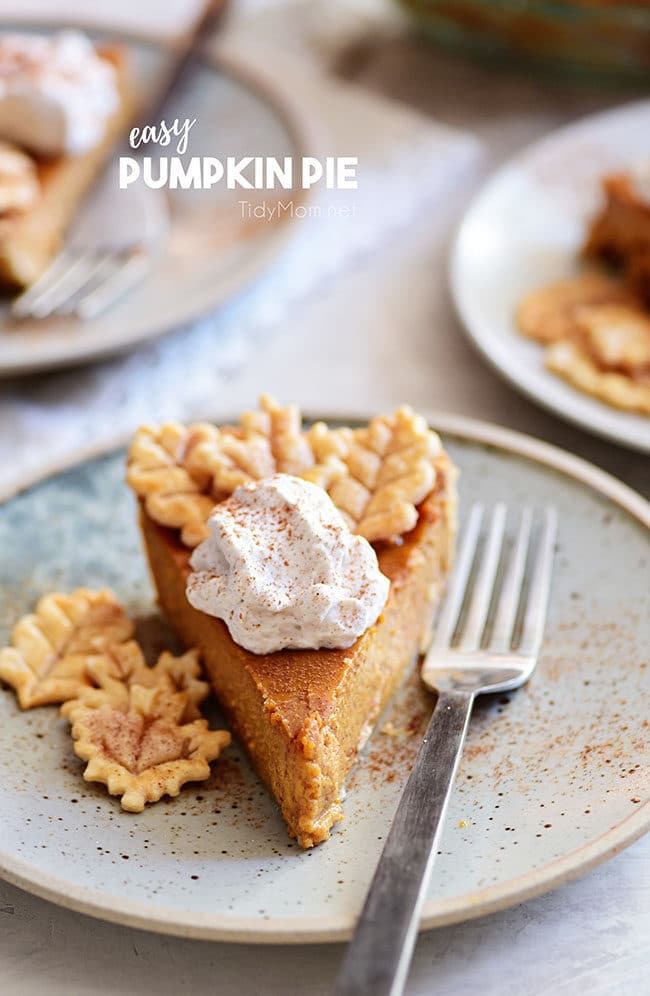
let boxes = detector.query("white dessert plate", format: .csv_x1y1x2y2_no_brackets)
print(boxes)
0,413,648,942
450,99,650,453
0,23,316,376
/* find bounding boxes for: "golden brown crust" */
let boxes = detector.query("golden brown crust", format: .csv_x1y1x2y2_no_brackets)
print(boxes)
127,398,445,547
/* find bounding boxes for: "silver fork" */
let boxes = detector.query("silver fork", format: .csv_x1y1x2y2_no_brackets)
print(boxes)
10,160,166,322
11,244,154,321
336,503,557,996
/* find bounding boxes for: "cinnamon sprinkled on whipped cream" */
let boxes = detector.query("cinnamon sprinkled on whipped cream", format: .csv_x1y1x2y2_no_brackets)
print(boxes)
186,474,390,655
0,31,118,157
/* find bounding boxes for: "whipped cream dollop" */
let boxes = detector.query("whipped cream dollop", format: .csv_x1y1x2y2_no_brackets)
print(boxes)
0,32,118,157
186,474,390,655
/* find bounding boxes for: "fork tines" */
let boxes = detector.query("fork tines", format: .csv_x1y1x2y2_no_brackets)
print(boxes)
11,246,151,321
432,503,557,657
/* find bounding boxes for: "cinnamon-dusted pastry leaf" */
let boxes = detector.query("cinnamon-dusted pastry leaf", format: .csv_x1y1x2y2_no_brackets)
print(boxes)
82,644,209,722
127,397,442,546
516,271,639,344
62,683,230,812
545,339,650,415
0,589,134,709
328,406,441,542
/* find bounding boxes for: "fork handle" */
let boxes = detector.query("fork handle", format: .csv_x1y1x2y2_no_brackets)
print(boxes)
335,689,475,996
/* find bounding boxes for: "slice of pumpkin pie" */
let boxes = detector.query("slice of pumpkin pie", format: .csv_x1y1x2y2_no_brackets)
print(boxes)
126,397,457,847
0,31,134,289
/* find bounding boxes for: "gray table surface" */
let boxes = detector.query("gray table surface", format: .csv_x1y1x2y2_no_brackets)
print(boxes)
1,9,649,996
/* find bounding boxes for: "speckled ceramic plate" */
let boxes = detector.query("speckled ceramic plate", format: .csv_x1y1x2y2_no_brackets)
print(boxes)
451,99,650,453
0,23,316,376
0,415,648,942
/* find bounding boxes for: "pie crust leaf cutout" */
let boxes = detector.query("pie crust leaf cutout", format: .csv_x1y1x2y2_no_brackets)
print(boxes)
126,423,216,547
332,406,440,542
134,648,210,722
127,397,443,547
62,683,231,812
545,339,650,415
574,304,650,377
0,589,134,709
81,644,210,722
516,272,640,345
